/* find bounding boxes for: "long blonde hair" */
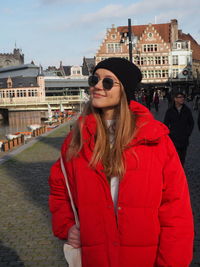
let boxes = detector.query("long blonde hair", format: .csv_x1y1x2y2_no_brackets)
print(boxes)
67,86,136,180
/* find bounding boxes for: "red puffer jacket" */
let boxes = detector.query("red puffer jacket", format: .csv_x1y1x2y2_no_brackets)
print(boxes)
49,101,194,267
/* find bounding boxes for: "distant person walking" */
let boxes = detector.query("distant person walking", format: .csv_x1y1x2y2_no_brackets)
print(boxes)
164,92,194,165
198,110,200,131
165,91,172,107
153,90,159,112
145,91,152,110
193,94,199,110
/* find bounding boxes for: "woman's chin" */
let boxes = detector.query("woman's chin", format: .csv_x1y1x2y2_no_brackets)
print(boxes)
91,100,105,109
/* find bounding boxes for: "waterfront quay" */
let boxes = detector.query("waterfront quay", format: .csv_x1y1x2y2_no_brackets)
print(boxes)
0,101,200,266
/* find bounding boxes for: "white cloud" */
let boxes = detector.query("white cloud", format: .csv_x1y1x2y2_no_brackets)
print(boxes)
81,4,123,23
40,0,99,4
54,0,199,30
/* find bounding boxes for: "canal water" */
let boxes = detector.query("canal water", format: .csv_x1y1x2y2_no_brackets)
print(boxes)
0,111,44,140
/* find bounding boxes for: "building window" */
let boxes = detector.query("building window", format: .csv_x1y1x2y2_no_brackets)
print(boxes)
162,69,169,78
147,57,154,65
148,70,154,78
155,56,161,65
172,55,178,65
11,90,15,97
27,89,37,97
187,56,191,65
162,56,169,64
111,34,116,40
115,43,121,53
143,44,158,52
134,56,140,65
107,43,114,53
142,70,147,78
107,43,121,53
155,70,161,78
172,69,179,78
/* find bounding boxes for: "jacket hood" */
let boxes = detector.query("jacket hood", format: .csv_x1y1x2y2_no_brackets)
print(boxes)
129,101,169,145
80,101,169,145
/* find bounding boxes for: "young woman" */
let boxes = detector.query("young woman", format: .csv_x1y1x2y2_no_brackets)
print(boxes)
49,58,194,267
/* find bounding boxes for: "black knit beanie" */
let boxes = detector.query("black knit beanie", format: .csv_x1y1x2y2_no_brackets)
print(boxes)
93,57,142,103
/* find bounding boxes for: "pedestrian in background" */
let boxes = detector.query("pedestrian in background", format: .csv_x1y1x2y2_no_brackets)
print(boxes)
198,110,200,131
153,89,159,112
144,90,152,110
165,90,172,107
49,58,194,267
164,92,194,165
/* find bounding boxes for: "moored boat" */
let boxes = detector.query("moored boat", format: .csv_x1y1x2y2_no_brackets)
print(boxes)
27,124,41,131
5,134,21,140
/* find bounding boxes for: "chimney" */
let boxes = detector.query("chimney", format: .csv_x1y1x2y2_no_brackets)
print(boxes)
170,19,178,43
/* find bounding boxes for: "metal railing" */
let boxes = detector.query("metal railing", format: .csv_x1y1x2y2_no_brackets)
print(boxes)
0,95,81,107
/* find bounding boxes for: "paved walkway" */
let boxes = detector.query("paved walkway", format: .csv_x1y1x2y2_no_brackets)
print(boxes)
0,101,199,267
0,122,72,267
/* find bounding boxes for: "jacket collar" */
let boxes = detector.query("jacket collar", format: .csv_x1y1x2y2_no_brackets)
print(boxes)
80,101,169,145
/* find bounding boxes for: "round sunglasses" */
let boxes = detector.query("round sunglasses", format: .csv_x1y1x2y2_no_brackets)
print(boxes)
88,75,120,90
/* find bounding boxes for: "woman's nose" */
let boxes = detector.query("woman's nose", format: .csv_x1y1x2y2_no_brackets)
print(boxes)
94,79,104,90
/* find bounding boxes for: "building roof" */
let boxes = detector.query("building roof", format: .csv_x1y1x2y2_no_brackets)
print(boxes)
178,31,200,61
82,57,95,75
0,63,38,73
84,57,95,68
118,22,171,43
62,66,71,76
0,76,38,89
0,64,41,79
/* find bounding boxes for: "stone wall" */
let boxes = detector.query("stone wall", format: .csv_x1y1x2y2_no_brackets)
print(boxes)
0,49,24,68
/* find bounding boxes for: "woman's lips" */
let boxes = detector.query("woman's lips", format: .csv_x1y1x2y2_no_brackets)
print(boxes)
92,93,105,98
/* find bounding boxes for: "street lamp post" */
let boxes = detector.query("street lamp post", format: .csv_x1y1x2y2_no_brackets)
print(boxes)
128,18,133,63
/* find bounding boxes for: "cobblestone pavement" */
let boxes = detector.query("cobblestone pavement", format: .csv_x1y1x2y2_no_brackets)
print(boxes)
0,101,199,267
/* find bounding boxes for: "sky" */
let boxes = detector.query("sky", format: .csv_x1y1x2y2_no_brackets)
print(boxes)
0,0,200,68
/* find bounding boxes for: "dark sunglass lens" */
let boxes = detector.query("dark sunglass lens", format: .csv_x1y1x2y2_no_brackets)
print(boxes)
103,78,114,90
88,76,99,87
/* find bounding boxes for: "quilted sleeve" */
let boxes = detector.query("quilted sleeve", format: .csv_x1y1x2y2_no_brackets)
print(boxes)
155,136,194,267
48,135,75,240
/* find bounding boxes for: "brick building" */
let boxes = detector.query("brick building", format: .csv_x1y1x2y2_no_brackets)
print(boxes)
96,19,200,92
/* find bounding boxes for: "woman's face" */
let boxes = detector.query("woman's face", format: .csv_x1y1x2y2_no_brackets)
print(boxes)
89,68,121,118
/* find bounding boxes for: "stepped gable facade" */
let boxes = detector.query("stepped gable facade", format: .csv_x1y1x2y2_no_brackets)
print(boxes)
96,19,200,87
0,48,24,68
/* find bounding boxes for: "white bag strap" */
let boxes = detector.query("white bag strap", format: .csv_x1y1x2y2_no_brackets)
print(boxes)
60,155,80,228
